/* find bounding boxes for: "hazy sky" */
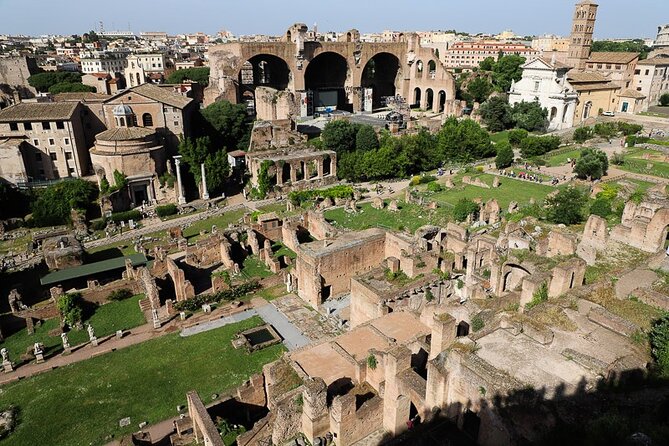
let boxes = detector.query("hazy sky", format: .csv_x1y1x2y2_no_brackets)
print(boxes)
0,0,667,39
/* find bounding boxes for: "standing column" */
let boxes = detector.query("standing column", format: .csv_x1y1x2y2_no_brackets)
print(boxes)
200,163,209,200
290,163,297,183
174,156,186,205
276,162,283,186
316,158,324,179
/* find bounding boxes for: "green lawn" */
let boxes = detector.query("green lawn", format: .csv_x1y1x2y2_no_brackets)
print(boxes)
0,295,146,363
325,200,450,233
430,174,556,209
545,148,583,167
0,316,283,446
272,242,296,260
490,131,510,145
618,149,669,178
183,210,246,241
240,256,273,279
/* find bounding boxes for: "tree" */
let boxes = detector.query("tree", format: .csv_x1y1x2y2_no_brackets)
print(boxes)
574,148,609,180
166,67,210,86
512,101,548,132
466,76,494,103
478,96,513,132
590,198,612,218
573,127,593,143
30,179,98,227
660,93,669,107
200,101,250,151
28,72,83,92
591,39,651,59
650,314,669,377
355,125,379,152
495,141,514,169
48,82,95,94
178,136,229,195
437,117,494,162
545,187,587,225
519,135,560,158
508,129,529,147
452,198,480,222
617,122,643,136
57,293,83,328
593,122,617,139
321,120,358,154
479,57,496,72
492,54,526,92
203,150,230,194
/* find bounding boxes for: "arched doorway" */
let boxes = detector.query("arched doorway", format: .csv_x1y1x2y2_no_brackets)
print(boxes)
413,88,422,107
361,52,401,109
438,90,446,113
427,60,437,79
425,88,434,110
238,54,291,114
305,52,351,112
502,264,531,292
583,101,593,120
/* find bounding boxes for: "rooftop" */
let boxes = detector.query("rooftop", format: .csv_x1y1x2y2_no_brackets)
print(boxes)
105,82,192,109
567,71,610,83
40,254,148,286
297,228,385,259
618,89,646,99
0,102,79,122
95,127,155,141
587,52,639,65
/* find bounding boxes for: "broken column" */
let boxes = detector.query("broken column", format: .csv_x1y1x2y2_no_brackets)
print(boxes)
430,313,457,359
301,377,329,442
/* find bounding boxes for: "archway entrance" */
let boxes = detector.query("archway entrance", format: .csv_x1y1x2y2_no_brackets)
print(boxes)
238,54,291,115
305,52,351,113
361,52,401,110
438,90,446,113
413,88,422,108
583,101,593,120
425,89,434,110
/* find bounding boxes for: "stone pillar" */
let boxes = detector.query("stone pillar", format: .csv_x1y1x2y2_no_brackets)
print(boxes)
290,163,298,183
276,162,283,186
331,156,337,178
200,163,209,200
383,346,412,436
174,156,186,205
302,377,329,443
425,360,448,412
430,313,456,360
316,158,324,179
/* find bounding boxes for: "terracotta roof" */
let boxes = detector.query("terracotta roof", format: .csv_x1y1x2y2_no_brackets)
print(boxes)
587,52,639,64
84,72,111,79
567,71,609,83
95,127,155,141
571,82,620,92
536,57,571,70
0,102,79,122
618,89,646,99
228,150,246,157
637,57,669,66
105,83,192,109
53,92,109,102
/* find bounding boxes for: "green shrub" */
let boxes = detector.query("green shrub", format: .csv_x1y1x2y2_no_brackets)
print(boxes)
495,141,514,169
573,126,593,143
590,198,612,218
520,135,560,158
452,198,480,222
58,293,83,328
508,128,529,147
617,122,643,136
625,135,637,147
90,219,107,231
367,354,378,370
471,315,485,332
574,148,609,180
526,282,548,309
426,181,443,192
596,183,619,200
545,187,587,225
288,185,354,206
110,210,142,223
650,314,669,377
593,122,617,139
108,289,133,301
611,151,625,165
660,93,669,106
156,204,178,218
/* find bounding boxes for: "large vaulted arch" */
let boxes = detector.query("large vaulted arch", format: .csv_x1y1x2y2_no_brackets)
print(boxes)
238,54,291,114
305,52,350,112
361,52,401,110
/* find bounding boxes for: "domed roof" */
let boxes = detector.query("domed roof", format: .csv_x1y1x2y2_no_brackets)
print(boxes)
112,104,133,116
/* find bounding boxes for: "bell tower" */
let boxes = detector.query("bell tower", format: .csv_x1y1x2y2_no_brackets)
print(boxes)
567,0,598,70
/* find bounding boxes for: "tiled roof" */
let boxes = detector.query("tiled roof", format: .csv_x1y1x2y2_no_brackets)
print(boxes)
53,92,109,102
587,52,639,64
105,83,192,109
95,127,155,141
567,71,609,83
637,57,669,66
618,89,646,99
0,102,79,122
571,82,620,92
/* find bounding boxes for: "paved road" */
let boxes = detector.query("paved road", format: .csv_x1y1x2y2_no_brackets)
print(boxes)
180,309,258,337
254,302,310,351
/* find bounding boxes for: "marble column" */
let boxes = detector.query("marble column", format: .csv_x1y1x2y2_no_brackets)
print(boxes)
276,162,283,186
290,163,297,183
174,156,186,205
316,158,324,179
200,163,209,200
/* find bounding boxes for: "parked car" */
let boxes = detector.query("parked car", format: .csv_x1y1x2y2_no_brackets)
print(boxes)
602,111,615,117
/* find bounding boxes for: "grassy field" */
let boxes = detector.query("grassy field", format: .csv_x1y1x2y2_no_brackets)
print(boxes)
0,316,283,446
490,131,510,145
0,295,146,362
544,148,583,167
183,209,246,241
324,200,450,233
240,256,273,279
430,174,556,209
618,149,669,178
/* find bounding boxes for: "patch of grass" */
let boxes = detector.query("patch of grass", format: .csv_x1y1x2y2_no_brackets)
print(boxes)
0,316,283,446
86,230,168,256
183,210,245,241
324,200,450,233
240,256,273,279
0,295,146,362
587,287,663,330
254,284,286,302
272,242,296,260
618,149,669,178
545,148,583,167
529,304,578,332
490,131,510,145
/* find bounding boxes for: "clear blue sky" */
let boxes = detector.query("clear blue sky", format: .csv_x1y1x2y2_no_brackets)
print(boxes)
0,0,666,39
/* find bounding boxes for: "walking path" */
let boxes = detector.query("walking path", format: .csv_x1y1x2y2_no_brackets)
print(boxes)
180,309,258,337
253,300,311,350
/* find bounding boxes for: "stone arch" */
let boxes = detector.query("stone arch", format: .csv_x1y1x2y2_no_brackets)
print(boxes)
501,263,531,292
550,106,558,122
415,60,424,77
413,87,422,107
427,60,437,79
583,101,593,120
361,52,401,109
305,51,351,112
142,113,153,127
438,90,446,113
425,88,434,110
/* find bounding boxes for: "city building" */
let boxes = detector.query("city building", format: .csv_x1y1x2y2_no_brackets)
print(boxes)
585,52,639,89
82,72,114,95
567,71,620,121
632,57,669,110
0,102,90,182
650,24,669,57
80,54,128,76
442,41,540,70
139,32,169,42
509,57,578,130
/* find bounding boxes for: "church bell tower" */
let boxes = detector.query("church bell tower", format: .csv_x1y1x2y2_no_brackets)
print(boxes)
567,0,598,70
